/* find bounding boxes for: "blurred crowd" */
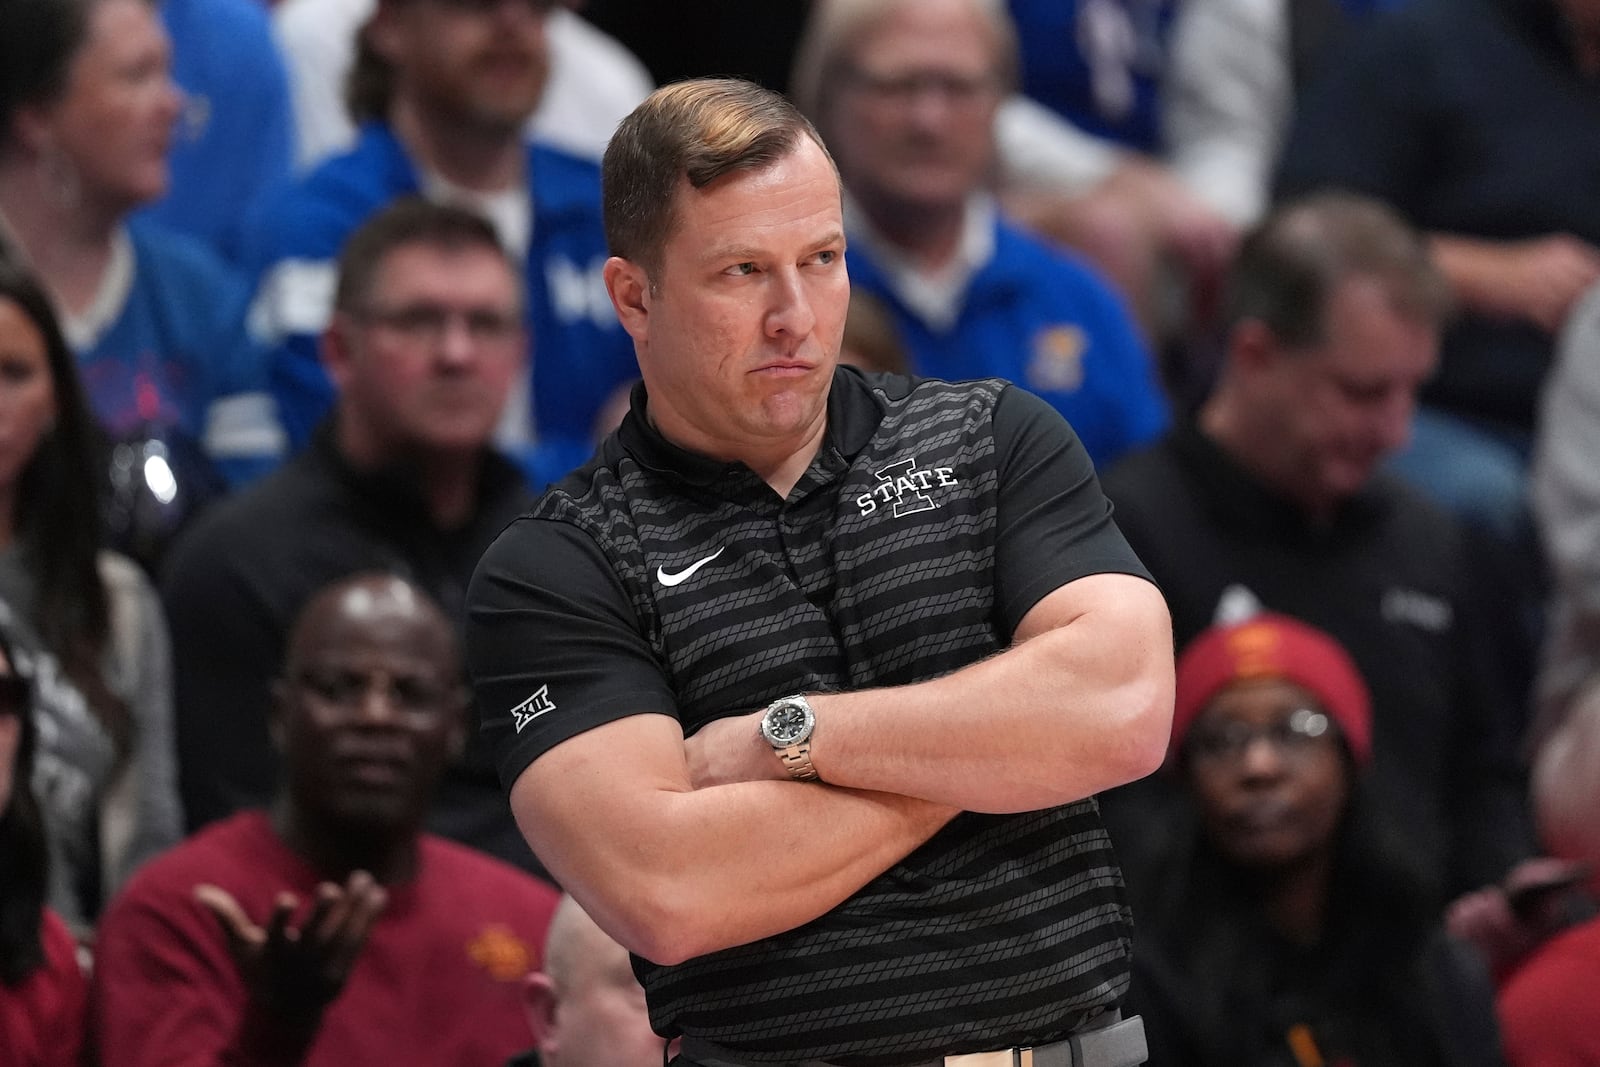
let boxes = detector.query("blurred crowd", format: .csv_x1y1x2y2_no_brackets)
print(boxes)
0,0,1597,1062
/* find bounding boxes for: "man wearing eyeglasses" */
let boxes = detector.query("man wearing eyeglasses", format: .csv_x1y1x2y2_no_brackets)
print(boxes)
163,200,547,878
1098,193,1537,916
242,0,637,488
789,0,1171,473
94,572,562,1067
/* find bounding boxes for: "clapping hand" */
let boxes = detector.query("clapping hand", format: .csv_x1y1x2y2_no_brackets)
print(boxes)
195,872,388,1033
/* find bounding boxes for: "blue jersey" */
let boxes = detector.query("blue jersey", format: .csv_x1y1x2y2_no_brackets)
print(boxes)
847,219,1170,471
243,124,636,489
141,0,295,267
82,221,280,487
1008,0,1179,153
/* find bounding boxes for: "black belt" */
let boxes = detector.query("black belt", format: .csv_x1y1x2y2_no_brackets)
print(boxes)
677,1011,1147,1067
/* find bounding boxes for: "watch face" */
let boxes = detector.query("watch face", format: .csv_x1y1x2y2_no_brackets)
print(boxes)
763,698,813,746
768,705,807,743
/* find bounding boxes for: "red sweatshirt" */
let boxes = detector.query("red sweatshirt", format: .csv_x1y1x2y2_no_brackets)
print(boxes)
0,909,86,1066
92,812,559,1067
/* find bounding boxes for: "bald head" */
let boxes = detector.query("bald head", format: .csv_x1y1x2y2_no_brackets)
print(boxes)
287,573,458,679
275,573,467,836
528,896,666,1067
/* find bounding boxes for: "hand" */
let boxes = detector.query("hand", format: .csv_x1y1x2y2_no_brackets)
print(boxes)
1445,856,1588,980
195,871,388,1030
1104,158,1239,282
684,711,785,789
1466,234,1600,334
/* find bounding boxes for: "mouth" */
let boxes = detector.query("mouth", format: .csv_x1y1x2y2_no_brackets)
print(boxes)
752,359,817,378
1222,797,1300,836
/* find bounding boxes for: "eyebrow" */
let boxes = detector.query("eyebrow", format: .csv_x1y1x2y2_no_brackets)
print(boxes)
703,230,847,265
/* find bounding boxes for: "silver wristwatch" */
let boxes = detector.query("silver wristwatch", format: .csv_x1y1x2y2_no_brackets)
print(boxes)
759,694,819,782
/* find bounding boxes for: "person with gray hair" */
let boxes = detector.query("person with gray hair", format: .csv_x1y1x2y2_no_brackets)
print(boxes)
469,76,1171,1066
787,0,1171,473
1100,192,1537,920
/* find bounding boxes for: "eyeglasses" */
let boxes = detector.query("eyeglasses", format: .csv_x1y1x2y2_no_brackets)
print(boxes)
291,667,461,721
1185,707,1335,766
355,303,523,348
0,674,29,718
845,68,1002,110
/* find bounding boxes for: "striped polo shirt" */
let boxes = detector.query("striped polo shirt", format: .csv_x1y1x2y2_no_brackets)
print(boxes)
469,367,1153,1065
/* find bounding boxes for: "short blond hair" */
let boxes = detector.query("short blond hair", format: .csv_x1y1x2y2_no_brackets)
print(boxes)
602,78,835,277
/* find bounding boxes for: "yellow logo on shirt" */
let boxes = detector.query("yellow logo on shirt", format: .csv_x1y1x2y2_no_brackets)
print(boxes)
1028,325,1087,393
467,924,533,982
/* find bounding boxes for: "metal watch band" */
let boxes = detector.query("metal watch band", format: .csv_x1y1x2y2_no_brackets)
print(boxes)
777,742,819,782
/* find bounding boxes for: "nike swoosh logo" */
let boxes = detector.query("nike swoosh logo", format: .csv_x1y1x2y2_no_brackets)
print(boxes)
657,547,725,587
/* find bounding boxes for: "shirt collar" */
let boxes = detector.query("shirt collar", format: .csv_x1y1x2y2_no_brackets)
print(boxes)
843,193,998,332
616,366,889,490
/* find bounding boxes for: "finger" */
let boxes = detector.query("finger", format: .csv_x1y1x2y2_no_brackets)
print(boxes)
263,891,301,950
303,881,347,946
325,875,388,978
194,884,266,956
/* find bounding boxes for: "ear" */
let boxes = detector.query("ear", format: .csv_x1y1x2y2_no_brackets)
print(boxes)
523,971,559,1051
603,256,652,345
321,314,358,392
9,103,56,157
362,0,407,66
1227,318,1285,379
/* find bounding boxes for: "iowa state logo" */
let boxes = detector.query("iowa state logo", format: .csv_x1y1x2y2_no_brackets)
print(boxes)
855,457,959,517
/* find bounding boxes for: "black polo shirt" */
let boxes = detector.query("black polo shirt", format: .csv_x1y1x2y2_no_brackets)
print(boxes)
468,367,1153,1065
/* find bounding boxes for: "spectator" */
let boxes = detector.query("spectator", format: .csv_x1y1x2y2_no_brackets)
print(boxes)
0,0,283,563
792,0,1172,471
92,573,561,1066
162,200,538,871
1134,613,1505,1066
1101,193,1534,900
245,0,636,488
0,621,87,1067
1276,0,1600,542
1497,676,1600,1062
1530,281,1600,752
513,895,676,1067
0,261,178,934
992,0,1237,346
141,0,297,268
275,0,653,171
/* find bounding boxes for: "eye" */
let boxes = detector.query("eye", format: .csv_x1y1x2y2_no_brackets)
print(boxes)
813,250,839,266
724,262,757,277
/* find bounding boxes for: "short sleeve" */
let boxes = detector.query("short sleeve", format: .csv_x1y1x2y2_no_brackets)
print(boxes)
990,385,1156,638
466,515,679,791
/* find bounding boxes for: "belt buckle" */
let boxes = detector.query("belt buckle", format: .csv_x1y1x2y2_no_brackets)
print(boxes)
943,1052,1032,1067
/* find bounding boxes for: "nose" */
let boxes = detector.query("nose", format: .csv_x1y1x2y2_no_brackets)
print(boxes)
764,268,817,340
348,674,403,726
905,86,955,131
1237,734,1287,779
435,314,479,370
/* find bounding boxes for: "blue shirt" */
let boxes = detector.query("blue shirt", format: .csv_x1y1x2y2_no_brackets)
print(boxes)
243,124,638,489
847,218,1170,470
82,221,279,487
142,0,295,267
1008,0,1179,153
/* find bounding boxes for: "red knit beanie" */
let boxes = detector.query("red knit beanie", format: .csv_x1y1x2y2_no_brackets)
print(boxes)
1171,613,1373,767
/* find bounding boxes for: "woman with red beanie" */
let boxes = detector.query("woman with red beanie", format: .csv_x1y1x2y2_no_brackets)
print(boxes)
1126,613,1507,1067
